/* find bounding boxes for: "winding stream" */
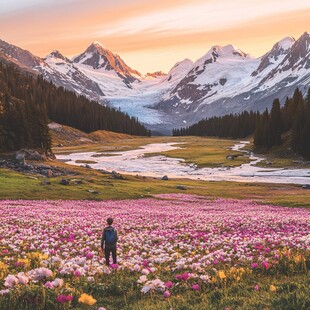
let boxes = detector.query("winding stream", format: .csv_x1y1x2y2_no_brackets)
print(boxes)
56,142,310,185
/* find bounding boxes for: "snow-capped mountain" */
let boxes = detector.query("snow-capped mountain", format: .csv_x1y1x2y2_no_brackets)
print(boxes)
72,42,141,94
0,32,309,132
164,45,258,106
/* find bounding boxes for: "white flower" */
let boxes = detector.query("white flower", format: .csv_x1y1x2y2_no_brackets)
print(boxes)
52,278,64,288
29,267,53,280
141,269,149,275
141,285,152,294
137,275,148,283
200,274,211,283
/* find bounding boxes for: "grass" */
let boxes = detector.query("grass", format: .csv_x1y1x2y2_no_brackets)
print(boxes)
0,162,309,208
1,266,309,309
144,137,251,168
1,135,310,207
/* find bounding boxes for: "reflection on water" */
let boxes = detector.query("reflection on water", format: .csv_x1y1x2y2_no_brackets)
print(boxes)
56,142,310,185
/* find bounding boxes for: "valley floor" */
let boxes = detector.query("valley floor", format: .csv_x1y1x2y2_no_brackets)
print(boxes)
0,135,310,207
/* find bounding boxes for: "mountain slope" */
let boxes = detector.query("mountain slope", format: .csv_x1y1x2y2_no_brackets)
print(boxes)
0,33,309,133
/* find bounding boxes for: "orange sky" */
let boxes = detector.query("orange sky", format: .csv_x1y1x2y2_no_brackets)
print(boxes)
0,0,309,73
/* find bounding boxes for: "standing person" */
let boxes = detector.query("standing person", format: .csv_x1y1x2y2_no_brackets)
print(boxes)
101,217,118,266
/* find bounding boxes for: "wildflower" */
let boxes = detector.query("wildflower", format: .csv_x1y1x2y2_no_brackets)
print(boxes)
29,267,53,280
175,272,189,281
4,275,18,288
262,261,269,270
137,275,148,283
133,264,140,271
110,263,119,269
165,281,173,288
192,284,200,291
86,252,94,260
17,274,29,285
270,285,277,292
254,285,259,291
74,270,81,277
52,278,64,288
164,291,171,298
218,270,226,280
45,281,54,289
200,275,210,283
56,294,73,304
251,263,258,269
141,268,150,275
98,308,107,310
0,289,10,296
78,293,97,306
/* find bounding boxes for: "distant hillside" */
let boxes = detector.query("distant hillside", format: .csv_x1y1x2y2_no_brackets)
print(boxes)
174,88,310,159
49,122,134,147
0,61,149,151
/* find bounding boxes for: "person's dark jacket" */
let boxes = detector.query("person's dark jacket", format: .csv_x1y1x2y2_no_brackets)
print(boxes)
101,226,118,249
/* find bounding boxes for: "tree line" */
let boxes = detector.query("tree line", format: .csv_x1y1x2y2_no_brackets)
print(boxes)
173,88,310,159
0,62,150,152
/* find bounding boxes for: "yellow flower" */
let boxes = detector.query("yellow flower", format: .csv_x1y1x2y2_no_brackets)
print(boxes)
294,254,303,264
78,293,97,306
270,285,277,292
218,270,226,280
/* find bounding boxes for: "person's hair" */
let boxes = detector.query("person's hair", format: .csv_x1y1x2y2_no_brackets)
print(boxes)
107,217,113,225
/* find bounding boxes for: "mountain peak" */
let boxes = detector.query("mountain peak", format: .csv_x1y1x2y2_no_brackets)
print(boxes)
72,43,141,84
146,71,166,78
46,50,71,62
251,36,295,77
91,41,103,47
277,36,295,50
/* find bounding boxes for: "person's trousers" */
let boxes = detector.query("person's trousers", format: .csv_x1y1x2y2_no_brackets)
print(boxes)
104,247,117,266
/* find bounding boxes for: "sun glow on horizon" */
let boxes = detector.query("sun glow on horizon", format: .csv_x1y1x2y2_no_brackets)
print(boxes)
0,0,309,73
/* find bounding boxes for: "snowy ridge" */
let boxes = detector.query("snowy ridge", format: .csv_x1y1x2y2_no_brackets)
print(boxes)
0,32,309,131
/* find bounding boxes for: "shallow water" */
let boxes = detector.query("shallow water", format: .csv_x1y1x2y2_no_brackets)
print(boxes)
56,142,310,185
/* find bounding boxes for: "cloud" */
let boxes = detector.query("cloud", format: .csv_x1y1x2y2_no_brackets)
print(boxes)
0,0,309,72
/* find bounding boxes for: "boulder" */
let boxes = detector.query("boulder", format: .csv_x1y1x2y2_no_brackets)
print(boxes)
16,149,45,161
302,184,310,189
87,190,101,194
110,171,125,180
176,185,187,190
60,178,70,185
162,175,169,181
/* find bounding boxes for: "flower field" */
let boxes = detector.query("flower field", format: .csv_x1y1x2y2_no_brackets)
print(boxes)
0,194,309,309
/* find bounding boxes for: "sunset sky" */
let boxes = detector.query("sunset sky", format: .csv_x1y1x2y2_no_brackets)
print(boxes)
0,0,309,73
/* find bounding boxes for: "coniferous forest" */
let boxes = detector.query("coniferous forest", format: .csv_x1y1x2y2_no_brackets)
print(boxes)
173,88,310,159
0,62,150,151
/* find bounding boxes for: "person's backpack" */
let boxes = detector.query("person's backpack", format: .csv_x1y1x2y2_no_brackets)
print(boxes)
105,228,116,244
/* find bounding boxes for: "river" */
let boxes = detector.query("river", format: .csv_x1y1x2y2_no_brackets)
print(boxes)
56,142,310,185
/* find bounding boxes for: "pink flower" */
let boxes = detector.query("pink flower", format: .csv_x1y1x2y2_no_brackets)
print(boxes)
165,281,173,288
175,272,189,281
45,281,54,289
262,261,269,270
254,285,259,291
251,263,258,269
110,263,119,269
56,294,73,304
74,270,81,277
192,284,200,291
86,252,94,260
4,275,18,288
164,291,171,298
